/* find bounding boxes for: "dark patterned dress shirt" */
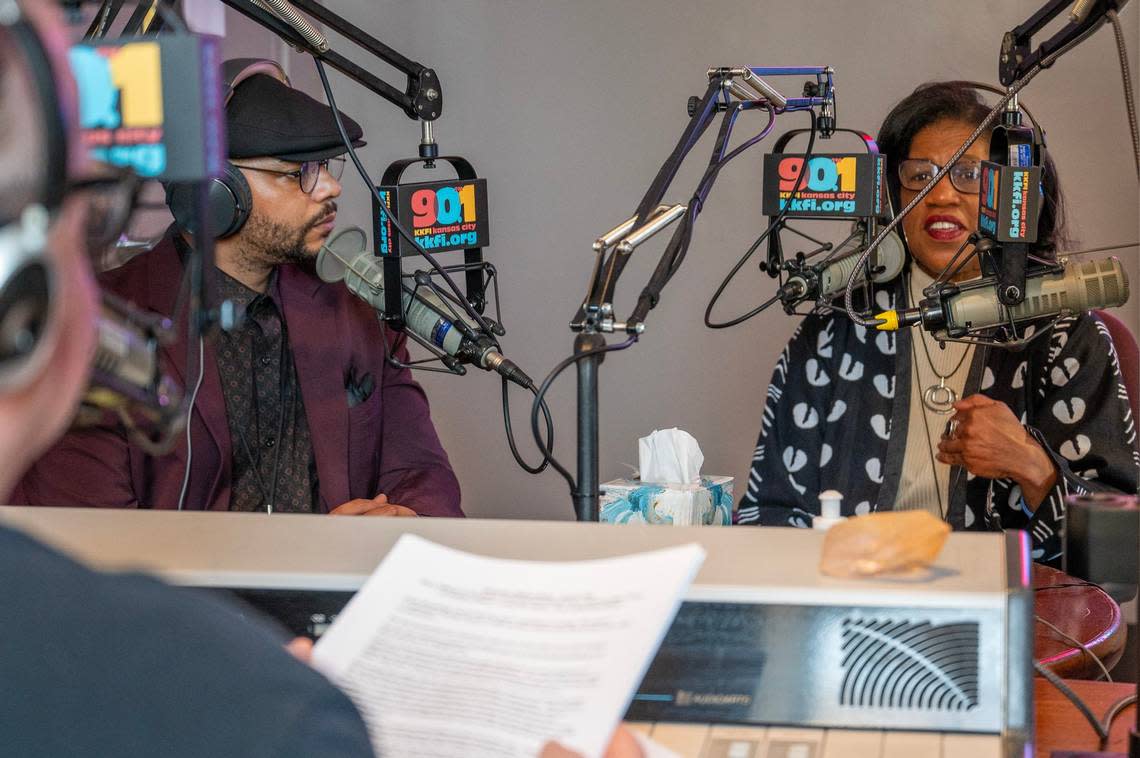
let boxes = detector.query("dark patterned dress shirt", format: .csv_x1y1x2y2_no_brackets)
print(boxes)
213,268,320,513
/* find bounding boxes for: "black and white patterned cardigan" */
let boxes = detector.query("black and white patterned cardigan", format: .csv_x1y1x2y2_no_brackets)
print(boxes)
736,276,1140,566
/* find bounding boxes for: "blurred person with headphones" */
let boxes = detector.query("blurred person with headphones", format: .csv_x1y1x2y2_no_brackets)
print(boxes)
14,56,462,517
0,1,378,755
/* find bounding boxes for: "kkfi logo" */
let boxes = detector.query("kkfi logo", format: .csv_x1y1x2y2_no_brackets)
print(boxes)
69,42,166,177
409,183,482,250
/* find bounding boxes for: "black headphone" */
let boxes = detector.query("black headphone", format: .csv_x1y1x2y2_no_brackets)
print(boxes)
0,0,68,391
166,58,291,239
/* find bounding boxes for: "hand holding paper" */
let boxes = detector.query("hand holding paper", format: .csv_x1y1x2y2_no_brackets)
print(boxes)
312,534,704,758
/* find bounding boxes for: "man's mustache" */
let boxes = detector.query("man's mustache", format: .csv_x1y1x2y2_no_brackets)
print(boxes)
305,202,338,231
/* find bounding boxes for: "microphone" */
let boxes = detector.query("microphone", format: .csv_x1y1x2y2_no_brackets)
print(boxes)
79,292,184,451
778,227,906,308
316,226,534,389
874,256,1130,340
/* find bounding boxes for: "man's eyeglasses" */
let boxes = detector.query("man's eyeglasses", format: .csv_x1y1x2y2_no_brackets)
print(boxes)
898,158,983,194
232,157,347,195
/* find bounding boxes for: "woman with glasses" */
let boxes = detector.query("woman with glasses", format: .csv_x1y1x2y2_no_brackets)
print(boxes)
736,81,1137,565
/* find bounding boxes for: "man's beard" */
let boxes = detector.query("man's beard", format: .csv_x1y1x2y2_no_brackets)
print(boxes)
240,201,337,267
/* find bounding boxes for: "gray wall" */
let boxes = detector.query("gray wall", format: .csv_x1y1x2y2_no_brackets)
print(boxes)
223,0,1139,520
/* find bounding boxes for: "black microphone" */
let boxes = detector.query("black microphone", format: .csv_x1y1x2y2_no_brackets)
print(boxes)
778,227,906,308
875,257,1130,340
315,226,534,389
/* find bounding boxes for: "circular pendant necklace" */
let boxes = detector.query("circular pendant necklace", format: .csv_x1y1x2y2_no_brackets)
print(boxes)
909,275,970,415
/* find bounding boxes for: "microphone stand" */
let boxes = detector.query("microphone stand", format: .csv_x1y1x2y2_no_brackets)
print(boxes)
572,332,606,522
567,68,835,520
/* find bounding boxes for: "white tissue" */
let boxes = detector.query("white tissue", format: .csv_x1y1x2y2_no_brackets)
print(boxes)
638,428,704,485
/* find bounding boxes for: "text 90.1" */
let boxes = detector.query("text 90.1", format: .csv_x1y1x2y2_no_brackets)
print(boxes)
778,156,858,193
410,184,479,228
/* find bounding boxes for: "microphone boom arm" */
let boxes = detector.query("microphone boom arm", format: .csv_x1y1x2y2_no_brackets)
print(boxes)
999,0,1130,84
219,0,442,126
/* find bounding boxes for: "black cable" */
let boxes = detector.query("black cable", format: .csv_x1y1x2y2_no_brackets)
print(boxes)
1034,660,1111,742
590,83,724,316
529,336,639,496
501,377,554,475
705,108,817,329
632,102,777,325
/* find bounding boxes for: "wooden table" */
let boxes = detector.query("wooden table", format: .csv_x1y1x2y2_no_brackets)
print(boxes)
1035,676,1136,756
1034,564,1127,680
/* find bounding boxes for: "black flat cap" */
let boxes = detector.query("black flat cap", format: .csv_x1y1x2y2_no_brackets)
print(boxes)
226,73,366,162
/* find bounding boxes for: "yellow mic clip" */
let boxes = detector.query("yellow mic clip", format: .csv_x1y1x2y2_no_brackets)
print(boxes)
873,310,899,331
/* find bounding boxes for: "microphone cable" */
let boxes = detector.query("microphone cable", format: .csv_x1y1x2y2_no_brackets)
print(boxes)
176,335,206,511
502,377,555,475
636,100,777,326
315,57,558,477
705,108,818,329
529,336,640,497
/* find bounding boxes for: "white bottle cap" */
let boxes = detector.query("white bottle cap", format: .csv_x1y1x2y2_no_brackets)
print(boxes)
818,489,843,519
814,489,845,530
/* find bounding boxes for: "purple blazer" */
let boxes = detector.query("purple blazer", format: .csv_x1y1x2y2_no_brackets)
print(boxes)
14,234,463,517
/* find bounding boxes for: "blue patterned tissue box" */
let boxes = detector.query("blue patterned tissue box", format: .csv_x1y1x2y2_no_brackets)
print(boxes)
600,476,733,526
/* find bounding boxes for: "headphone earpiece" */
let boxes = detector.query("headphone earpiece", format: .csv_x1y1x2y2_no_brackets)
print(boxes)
165,58,290,240
166,162,253,239
0,4,67,393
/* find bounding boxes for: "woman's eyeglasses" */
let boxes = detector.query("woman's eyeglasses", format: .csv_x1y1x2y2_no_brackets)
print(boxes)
898,158,983,194
232,157,347,195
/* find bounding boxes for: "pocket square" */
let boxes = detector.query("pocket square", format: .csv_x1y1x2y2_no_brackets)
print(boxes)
345,368,375,408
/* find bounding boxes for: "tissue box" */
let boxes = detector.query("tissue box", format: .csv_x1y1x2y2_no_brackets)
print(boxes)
600,476,733,526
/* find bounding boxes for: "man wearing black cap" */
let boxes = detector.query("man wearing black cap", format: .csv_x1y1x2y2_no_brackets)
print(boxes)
15,60,463,517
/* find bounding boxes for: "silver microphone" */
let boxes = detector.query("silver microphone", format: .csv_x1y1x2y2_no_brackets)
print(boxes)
79,292,184,452
779,228,906,305
316,226,533,388
877,256,1130,340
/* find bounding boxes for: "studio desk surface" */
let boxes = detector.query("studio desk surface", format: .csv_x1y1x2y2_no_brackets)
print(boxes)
0,507,1021,598
0,507,1120,757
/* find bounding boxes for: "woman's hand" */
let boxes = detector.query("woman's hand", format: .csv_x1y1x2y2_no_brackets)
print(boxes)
936,394,1058,508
